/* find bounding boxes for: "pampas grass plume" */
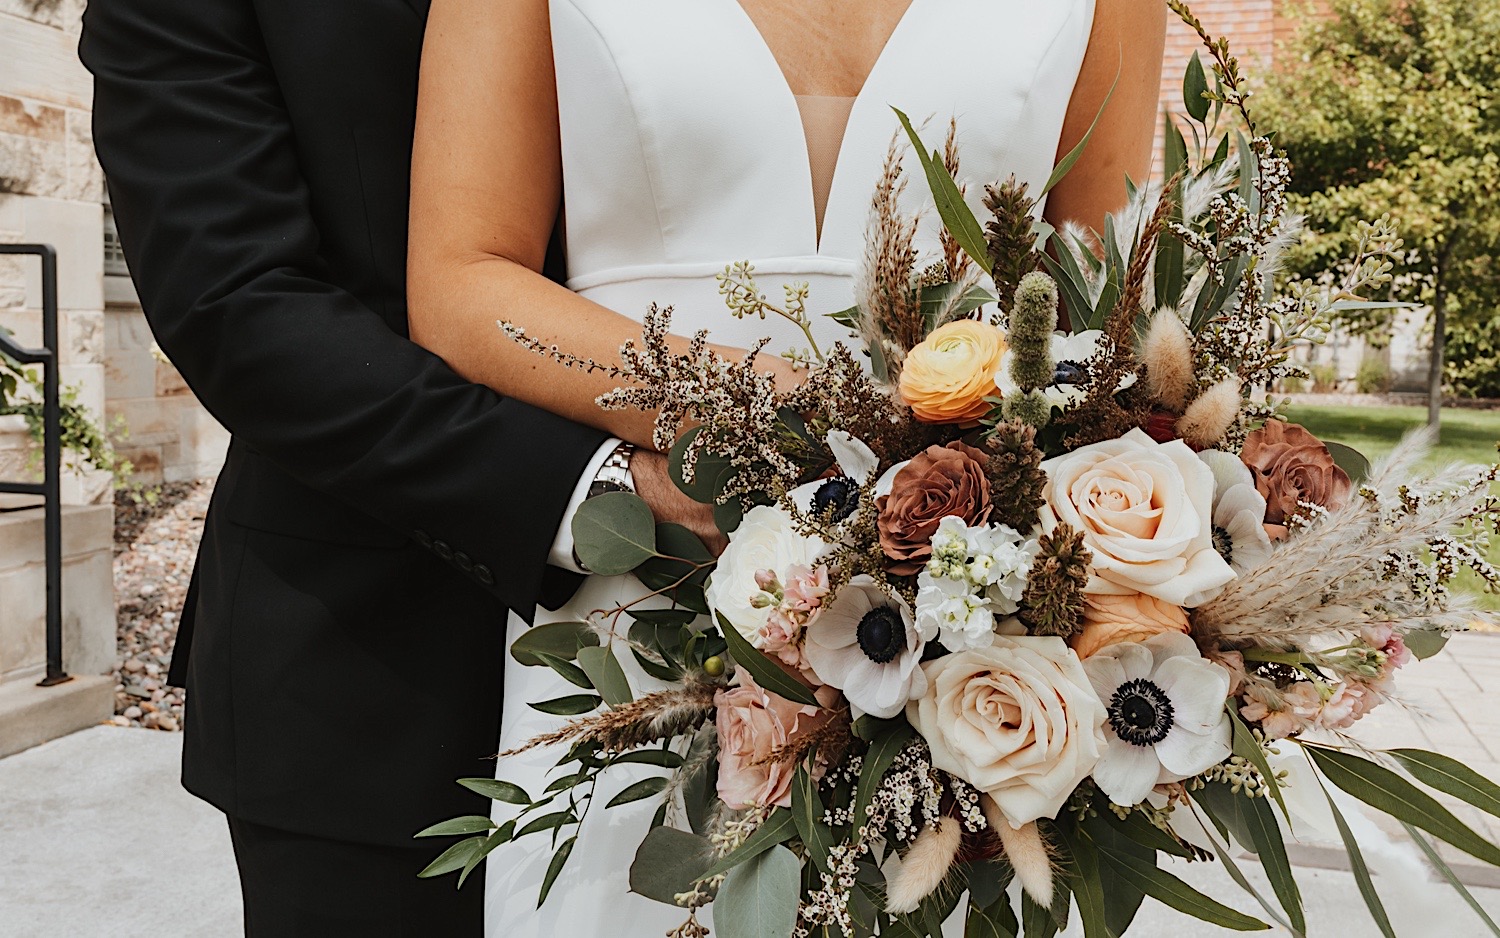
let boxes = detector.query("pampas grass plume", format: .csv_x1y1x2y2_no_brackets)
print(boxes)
885,818,963,914
981,796,1054,905
1140,308,1195,412
1176,376,1243,449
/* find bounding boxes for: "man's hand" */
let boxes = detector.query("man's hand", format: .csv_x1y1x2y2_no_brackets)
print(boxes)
631,450,729,556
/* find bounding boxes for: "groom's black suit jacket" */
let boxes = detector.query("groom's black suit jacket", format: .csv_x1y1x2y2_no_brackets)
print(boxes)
80,0,606,847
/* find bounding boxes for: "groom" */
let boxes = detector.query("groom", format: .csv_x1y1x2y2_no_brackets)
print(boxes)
80,0,708,933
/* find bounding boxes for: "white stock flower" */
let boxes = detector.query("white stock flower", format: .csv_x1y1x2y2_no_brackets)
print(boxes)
1082,632,1232,806
706,505,827,646
915,572,995,650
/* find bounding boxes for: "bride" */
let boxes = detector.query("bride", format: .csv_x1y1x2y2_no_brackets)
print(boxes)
406,0,1164,932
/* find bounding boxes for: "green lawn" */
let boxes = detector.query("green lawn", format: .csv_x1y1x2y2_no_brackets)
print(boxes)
1283,403,1500,612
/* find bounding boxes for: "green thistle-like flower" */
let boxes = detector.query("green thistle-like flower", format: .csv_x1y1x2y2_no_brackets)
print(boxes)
1002,389,1051,430
1007,272,1059,393
983,177,1041,313
984,419,1048,532
1020,525,1092,638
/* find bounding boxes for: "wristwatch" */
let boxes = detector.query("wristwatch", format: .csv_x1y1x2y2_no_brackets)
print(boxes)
574,441,637,570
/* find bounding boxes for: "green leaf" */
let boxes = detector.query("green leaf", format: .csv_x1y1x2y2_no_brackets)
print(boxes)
964,858,1015,911
1315,775,1396,938
1094,843,1269,931
1020,891,1058,938
635,523,714,612
1193,800,1302,935
1183,50,1210,122
456,777,530,805
1042,66,1119,195
682,731,719,836
607,775,671,809
1194,783,1304,935
1092,804,1192,859
1156,120,1188,311
1189,253,1250,332
537,835,576,907
612,748,686,770
629,825,717,905
528,694,601,716
414,815,495,838
1391,748,1500,821
1040,251,1094,335
1402,821,1500,937
572,490,657,575
1323,440,1372,485
1405,627,1451,660
700,807,797,880
458,820,515,888
852,719,917,845
417,836,483,878
893,108,992,271
577,645,633,707
534,652,593,689
1056,827,1108,938
793,764,835,874
668,428,735,504
965,892,1019,938
717,612,821,708
828,304,863,331
510,620,600,667
1230,706,1289,822
515,810,573,839
919,282,997,334
1306,744,1500,867
714,845,801,938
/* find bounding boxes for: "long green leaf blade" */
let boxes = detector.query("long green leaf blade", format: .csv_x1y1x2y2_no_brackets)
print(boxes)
1195,783,1304,934
1192,800,1301,936
1094,844,1269,931
1316,776,1396,938
893,108,992,272
577,645,633,707
717,612,821,707
1042,67,1119,195
1402,821,1500,937
852,719,916,845
1307,744,1500,867
1230,707,1289,822
1391,748,1500,821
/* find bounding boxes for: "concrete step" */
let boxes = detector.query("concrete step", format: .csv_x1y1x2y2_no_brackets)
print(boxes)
0,673,112,759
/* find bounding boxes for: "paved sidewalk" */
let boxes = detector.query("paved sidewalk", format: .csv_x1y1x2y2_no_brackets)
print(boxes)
4,635,1500,936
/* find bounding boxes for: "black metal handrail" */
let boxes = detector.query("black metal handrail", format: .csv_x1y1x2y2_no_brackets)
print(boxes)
0,244,67,688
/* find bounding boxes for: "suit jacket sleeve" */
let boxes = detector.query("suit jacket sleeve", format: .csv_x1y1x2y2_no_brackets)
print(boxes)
80,0,608,620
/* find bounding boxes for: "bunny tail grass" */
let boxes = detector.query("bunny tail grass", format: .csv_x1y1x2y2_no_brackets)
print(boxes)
885,818,963,915
1139,308,1195,412
982,796,1054,905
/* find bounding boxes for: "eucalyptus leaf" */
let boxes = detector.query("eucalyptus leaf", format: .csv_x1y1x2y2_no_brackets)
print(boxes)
1405,627,1451,660
510,620,599,667
1193,782,1304,934
457,777,530,805
1323,440,1372,485
852,719,916,845
607,775,671,808
629,825,717,905
713,845,801,938
1056,827,1109,938
414,815,495,838
700,807,797,880
534,652,593,690
793,764,835,874
417,836,482,878
515,810,573,839
1316,776,1396,938
528,694,601,716
1192,800,1302,935
573,491,657,575
1183,50,1210,122
893,108,992,272
1230,706,1289,821
459,820,516,887
612,748,686,770
1307,744,1500,867
1020,891,1058,938
965,892,1019,938
1042,67,1119,196
718,612,821,707
577,645,633,707
1391,748,1500,820
964,859,1014,911
828,304,863,331
1093,844,1269,931
668,428,735,504
1402,821,1500,937
537,835,576,907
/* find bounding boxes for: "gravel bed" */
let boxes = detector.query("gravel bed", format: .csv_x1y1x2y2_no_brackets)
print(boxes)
109,479,213,731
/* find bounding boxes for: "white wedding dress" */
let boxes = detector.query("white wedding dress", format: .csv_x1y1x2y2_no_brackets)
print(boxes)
485,1,1095,934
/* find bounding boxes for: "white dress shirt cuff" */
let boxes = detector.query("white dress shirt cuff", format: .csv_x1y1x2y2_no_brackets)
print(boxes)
547,437,624,574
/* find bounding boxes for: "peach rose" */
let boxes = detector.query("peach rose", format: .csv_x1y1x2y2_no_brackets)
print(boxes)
714,669,841,810
1240,421,1351,529
1039,428,1235,606
877,442,992,575
1070,592,1190,658
906,636,1106,826
899,320,1007,424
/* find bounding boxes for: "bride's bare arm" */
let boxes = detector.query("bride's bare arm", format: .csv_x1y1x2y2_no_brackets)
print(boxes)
407,0,793,450
1044,0,1167,238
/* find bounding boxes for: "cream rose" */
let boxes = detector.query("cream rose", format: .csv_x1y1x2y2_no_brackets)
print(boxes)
706,505,827,645
1039,428,1235,606
1070,592,1191,659
906,636,1106,826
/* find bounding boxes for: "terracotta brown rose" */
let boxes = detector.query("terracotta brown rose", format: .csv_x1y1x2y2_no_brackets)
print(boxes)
1240,421,1351,529
877,441,992,575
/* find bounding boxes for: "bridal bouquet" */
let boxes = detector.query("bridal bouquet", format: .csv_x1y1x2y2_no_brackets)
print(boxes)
423,9,1500,937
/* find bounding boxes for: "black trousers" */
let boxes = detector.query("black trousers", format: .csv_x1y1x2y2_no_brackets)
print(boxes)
228,817,484,936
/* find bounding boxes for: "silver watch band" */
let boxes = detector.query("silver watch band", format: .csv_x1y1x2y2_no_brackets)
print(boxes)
596,441,636,493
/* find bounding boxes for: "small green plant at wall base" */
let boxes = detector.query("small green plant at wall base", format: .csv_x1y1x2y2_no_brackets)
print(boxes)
1356,356,1392,394
1310,363,1341,393
0,357,136,487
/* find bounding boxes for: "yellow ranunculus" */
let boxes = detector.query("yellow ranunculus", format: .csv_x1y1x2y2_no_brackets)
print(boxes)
898,320,1006,425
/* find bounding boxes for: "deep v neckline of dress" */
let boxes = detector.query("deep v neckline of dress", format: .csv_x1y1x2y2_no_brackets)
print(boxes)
722,0,926,252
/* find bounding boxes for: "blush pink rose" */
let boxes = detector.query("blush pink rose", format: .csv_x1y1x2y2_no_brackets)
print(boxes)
714,669,841,810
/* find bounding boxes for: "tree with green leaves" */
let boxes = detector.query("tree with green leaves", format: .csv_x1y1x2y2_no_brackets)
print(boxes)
1258,0,1500,427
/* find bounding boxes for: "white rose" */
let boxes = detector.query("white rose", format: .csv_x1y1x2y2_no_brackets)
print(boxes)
706,505,827,645
1039,428,1235,606
906,636,1106,827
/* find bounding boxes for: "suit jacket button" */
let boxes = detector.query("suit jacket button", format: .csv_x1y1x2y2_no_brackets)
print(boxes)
454,551,473,572
474,565,494,586
433,540,453,561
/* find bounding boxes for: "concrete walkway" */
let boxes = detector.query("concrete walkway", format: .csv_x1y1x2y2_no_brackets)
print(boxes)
4,635,1500,936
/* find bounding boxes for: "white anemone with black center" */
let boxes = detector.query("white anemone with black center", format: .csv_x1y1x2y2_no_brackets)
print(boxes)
1081,631,1233,806
803,574,928,719
1197,449,1275,576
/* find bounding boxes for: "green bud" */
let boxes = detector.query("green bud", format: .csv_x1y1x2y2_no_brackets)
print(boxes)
703,656,726,678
